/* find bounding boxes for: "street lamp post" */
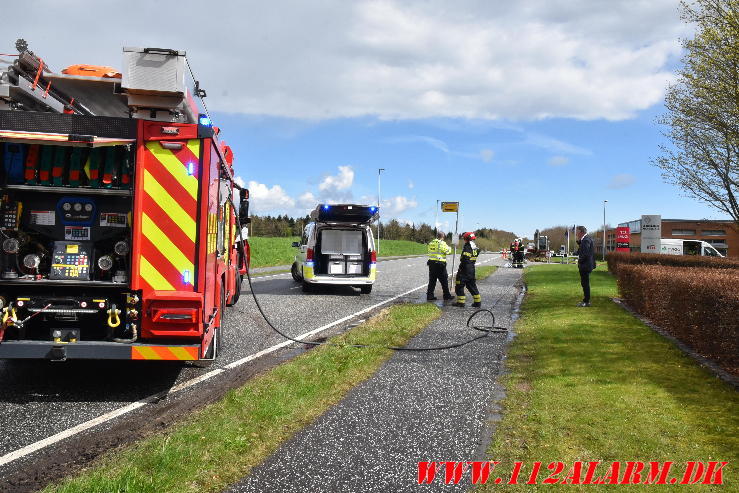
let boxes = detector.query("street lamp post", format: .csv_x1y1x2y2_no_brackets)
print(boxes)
603,200,608,261
377,168,385,254
435,199,439,235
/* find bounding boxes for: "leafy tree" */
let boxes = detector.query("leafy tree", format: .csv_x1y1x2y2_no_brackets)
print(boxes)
654,0,739,225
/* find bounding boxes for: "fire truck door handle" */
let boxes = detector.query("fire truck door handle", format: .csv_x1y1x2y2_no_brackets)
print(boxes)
159,141,184,150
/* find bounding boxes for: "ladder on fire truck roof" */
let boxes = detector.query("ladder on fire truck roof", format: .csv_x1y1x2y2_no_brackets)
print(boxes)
0,39,204,124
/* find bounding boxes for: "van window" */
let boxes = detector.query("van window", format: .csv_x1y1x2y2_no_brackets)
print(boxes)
302,224,313,246
703,245,721,257
684,241,701,256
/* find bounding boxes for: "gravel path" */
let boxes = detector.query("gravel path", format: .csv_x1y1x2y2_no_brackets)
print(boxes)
227,263,523,492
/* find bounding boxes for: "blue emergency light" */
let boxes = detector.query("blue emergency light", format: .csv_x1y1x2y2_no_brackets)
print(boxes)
198,115,211,126
187,162,195,176
323,204,330,210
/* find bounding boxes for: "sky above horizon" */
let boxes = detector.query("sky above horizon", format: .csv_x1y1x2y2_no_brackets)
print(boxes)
4,0,729,238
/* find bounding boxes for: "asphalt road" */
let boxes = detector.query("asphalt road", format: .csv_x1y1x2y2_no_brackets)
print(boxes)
0,253,498,485
227,263,522,492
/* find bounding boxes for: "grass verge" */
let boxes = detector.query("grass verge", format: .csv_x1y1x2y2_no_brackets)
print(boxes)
249,236,426,268
248,236,299,268
476,265,498,280
45,304,441,493
483,264,738,491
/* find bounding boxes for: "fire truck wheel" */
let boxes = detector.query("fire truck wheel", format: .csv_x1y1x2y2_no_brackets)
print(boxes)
217,282,225,348
291,263,302,282
227,274,242,306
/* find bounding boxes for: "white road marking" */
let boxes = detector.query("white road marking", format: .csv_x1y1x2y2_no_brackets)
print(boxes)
0,280,430,468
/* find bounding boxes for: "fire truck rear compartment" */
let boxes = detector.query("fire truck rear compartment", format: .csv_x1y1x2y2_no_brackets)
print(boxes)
0,141,139,342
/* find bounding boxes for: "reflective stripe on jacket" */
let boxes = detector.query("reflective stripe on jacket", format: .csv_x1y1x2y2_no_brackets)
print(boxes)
460,241,479,265
428,238,451,262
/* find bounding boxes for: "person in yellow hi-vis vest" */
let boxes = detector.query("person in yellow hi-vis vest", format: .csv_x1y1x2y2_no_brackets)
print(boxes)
426,232,454,301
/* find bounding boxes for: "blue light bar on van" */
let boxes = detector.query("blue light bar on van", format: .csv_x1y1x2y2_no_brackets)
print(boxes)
323,204,330,210
198,115,211,126
370,206,377,213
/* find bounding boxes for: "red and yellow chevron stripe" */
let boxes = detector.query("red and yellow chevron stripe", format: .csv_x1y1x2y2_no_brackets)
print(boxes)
131,346,199,360
139,139,200,291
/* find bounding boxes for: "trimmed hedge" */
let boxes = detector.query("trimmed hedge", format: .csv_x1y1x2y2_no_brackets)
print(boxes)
607,251,739,276
616,264,739,376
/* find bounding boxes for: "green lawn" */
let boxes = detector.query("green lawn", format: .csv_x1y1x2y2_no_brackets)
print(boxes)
45,304,440,493
248,236,427,268
476,265,498,280
483,264,738,490
248,236,300,268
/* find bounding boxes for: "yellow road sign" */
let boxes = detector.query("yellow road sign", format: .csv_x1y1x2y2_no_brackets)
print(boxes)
441,201,459,212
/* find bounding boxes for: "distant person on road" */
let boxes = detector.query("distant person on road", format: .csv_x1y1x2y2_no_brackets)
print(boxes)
574,225,595,307
426,232,454,301
453,232,481,308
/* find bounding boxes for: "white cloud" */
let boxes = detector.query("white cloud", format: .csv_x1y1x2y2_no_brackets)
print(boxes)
319,165,355,193
382,195,418,215
6,0,686,122
297,191,317,208
547,156,570,166
234,176,246,187
408,180,415,189
247,180,295,212
608,173,636,189
480,149,494,163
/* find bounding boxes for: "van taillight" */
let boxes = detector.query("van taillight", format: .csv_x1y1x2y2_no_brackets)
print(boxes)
370,250,377,262
307,248,314,261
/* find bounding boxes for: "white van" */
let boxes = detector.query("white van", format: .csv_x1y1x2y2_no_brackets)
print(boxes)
659,239,724,257
291,204,378,293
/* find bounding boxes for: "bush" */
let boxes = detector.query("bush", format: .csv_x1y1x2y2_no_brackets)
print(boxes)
616,264,739,376
607,251,739,276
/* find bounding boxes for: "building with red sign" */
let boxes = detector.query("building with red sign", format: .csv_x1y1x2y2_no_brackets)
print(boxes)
597,219,738,258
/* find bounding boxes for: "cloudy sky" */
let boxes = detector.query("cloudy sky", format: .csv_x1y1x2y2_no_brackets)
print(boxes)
4,0,727,236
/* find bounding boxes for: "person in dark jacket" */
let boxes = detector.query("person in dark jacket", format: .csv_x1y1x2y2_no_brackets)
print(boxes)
574,225,596,306
453,232,481,308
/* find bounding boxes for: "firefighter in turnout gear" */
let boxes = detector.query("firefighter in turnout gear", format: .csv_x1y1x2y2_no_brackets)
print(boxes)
453,232,481,307
426,232,454,301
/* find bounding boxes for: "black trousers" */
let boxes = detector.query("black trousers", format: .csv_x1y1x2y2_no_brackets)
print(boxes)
427,261,451,296
579,269,591,303
455,266,479,297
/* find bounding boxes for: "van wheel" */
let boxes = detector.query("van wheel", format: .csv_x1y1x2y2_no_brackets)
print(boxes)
360,285,372,294
302,281,313,293
291,263,302,282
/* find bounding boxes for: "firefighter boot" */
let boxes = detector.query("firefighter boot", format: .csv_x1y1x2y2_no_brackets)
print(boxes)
452,295,466,308
472,294,482,308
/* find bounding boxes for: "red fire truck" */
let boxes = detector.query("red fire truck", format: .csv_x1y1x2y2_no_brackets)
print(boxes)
0,41,249,361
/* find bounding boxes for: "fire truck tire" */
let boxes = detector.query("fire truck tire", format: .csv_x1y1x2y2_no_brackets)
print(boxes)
291,263,302,282
359,285,372,294
218,282,226,342
227,274,242,306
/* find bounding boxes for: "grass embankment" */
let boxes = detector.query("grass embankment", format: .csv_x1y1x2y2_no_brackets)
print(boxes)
249,236,427,268
46,304,441,493
484,264,738,490
476,265,497,280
